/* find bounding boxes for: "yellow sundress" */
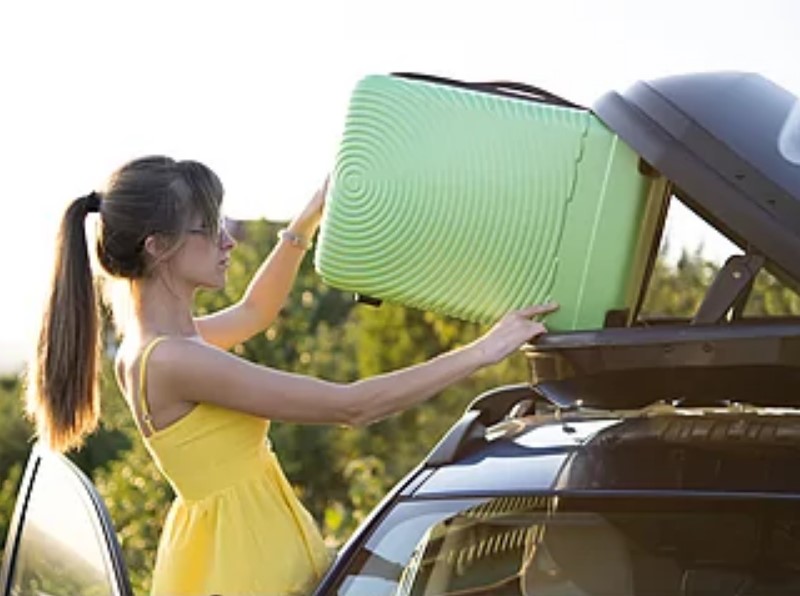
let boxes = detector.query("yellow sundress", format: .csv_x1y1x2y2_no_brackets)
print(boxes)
136,337,332,596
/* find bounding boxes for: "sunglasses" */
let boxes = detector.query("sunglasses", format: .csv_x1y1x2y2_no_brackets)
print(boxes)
187,217,231,243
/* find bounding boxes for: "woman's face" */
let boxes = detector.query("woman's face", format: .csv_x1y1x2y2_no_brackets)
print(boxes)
169,214,236,290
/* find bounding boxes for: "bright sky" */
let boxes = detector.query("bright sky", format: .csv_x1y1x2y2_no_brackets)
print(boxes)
1,0,797,374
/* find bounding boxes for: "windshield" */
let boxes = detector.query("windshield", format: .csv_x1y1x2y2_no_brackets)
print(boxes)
332,494,800,596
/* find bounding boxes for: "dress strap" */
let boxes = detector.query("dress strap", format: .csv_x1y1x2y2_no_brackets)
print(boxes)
138,336,168,435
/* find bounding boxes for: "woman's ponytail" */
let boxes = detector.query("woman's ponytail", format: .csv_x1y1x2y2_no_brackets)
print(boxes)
26,193,102,452
25,157,224,451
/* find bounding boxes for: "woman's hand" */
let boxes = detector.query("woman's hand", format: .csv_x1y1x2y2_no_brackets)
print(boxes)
289,177,329,239
473,302,559,365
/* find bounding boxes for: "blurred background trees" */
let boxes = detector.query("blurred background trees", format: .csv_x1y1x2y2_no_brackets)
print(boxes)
1,218,798,594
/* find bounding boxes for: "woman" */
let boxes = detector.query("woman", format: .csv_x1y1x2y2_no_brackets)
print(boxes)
26,155,556,595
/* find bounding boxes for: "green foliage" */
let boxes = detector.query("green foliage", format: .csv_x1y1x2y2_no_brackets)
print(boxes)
641,248,719,318
70,359,133,475
0,379,29,460
93,439,172,595
0,462,23,557
641,247,800,320
744,269,800,316
0,376,31,556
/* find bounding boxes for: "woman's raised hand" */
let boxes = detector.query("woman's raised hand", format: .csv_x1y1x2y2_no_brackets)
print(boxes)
474,302,559,365
306,176,328,218
290,177,329,239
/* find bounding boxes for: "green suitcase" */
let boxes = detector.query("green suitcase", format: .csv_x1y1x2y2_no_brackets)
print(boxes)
315,74,667,330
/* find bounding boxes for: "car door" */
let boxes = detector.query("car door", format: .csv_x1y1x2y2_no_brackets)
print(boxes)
0,443,133,596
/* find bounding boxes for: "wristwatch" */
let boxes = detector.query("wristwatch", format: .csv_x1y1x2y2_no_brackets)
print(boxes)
278,228,312,250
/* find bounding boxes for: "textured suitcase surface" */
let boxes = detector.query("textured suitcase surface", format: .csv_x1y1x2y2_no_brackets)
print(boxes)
316,74,663,329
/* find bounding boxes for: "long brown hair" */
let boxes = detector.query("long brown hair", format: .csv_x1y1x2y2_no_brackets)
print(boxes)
26,156,223,452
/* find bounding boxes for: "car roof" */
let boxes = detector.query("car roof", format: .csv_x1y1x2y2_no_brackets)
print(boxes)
415,416,615,497
413,406,800,498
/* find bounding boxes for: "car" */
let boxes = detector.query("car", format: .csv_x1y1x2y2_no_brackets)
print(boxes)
315,330,800,595
313,70,800,596
2,71,798,596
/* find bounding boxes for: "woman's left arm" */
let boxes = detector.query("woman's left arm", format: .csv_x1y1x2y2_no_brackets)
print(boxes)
196,179,327,350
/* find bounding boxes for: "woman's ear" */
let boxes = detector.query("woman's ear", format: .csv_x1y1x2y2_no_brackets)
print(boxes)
143,234,168,260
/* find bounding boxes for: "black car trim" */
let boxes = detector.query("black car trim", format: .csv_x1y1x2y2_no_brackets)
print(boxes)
401,488,800,502
0,454,40,594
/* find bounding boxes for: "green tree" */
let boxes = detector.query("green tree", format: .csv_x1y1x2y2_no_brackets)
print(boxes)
93,437,172,594
641,247,800,319
744,269,800,316
0,375,31,557
641,247,718,317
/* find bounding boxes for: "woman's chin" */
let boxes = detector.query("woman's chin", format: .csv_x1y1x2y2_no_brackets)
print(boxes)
198,276,226,291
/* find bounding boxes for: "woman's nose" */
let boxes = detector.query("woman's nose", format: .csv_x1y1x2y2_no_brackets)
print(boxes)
220,225,236,250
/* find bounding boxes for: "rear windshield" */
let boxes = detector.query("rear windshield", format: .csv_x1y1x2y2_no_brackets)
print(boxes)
333,494,800,595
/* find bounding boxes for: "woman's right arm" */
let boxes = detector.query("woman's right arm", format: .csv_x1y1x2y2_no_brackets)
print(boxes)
154,303,556,427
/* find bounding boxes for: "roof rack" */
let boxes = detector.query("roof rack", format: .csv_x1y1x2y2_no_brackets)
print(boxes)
525,322,800,410
424,384,543,467
424,320,800,467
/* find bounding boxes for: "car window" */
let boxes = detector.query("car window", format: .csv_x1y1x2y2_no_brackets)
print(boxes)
333,499,485,596
7,451,126,596
333,494,800,596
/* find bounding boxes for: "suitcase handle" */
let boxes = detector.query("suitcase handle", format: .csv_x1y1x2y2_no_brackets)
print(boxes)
476,81,584,110
392,72,584,110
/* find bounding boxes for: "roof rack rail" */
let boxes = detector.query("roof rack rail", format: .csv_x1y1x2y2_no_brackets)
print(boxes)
424,384,540,467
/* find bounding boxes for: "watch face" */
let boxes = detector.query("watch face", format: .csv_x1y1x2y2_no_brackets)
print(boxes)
280,229,310,249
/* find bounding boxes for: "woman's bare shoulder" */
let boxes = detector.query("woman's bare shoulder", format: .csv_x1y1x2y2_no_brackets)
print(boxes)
137,336,243,392
114,335,192,394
